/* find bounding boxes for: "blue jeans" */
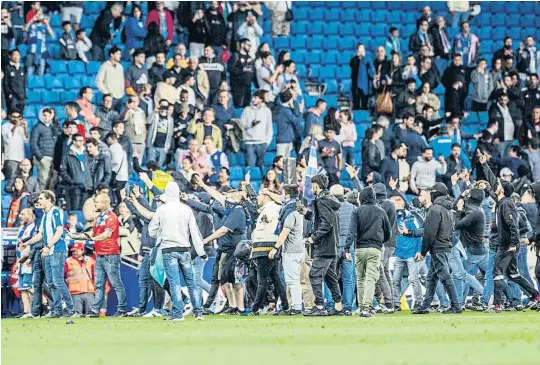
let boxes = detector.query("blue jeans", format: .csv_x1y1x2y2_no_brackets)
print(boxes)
31,254,49,316
137,254,153,311
448,244,483,306
451,10,471,28
324,249,356,310
245,143,267,167
25,53,46,76
92,254,127,313
392,257,423,308
192,256,211,299
162,251,201,318
483,249,521,305
44,251,74,315
147,147,168,168
518,244,534,287
462,249,488,301
342,146,354,166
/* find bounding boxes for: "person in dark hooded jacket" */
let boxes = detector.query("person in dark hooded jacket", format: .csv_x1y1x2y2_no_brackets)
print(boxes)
345,187,391,317
530,181,540,300
414,182,461,314
361,128,381,181
373,183,397,312
303,173,343,316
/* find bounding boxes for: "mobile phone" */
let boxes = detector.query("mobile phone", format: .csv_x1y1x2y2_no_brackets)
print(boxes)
125,184,132,197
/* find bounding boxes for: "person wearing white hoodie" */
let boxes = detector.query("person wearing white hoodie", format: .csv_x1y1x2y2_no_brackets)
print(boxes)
148,181,208,321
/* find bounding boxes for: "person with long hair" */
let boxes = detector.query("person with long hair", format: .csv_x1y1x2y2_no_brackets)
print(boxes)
7,176,29,227
277,50,290,66
324,107,341,135
339,110,357,166
416,82,441,115
123,5,147,60
255,42,272,69
262,169,281,192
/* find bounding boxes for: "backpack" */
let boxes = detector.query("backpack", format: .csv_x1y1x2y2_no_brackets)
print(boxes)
234,239,253,263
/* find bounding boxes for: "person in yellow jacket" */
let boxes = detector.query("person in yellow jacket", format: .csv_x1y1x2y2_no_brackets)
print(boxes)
64,242,96,315
187,108,223,151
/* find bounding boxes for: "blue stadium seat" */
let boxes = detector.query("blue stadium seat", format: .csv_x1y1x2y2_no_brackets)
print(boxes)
340,9,355,22
355,23,370,37
340,80,352,93
479,41,492,55
386,12,401,24
491,27,506,41
268,140,276,152
491,14,505,27
506,2,518,14
296,64,307,78
290,51,304,64
68,61,86,74
477,27,491,40
49,15,61,28
273,37,289,50
506,14,520,27
353,111,370,123
308,35,323,50
356,2,370,9
27,91,41,104
311,8,324,21
326,35,339,50
64,76,82,91
519,2,534,14
45,75,63,89
336,66,349,81
325,80,339,94
339,36,355,52
355,10,370,23
318,67,335,81
338,23,354,36
325,8,340,22
86,61,101,75
371,23,386,37
371,10,386,23
230,166,244,181
311,21,324,35
325,95,338,107
304,51,321,65
372,1,387,9
244,167,262,181
295,7,308,21
23,106,37,119
291,21,307,34
290,35,306,50
321,51,337,65
251,181,261,193
401,12,416,26
522,15,535,28
507,27,521,42
476,13,491,27
42,91,60,104
264,152,277,167
49,60,67,75
18,44,27,58
28,76,45,89
326,22,339,35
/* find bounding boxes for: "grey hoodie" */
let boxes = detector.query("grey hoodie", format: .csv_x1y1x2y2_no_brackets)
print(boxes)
470,69,494,103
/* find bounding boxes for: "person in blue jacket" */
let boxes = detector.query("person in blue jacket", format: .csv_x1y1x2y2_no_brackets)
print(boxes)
123,5,147,60
274,90,302,158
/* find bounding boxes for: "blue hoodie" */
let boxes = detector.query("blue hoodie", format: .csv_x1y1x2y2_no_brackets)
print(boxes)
274,103,302,144
394,209,423,259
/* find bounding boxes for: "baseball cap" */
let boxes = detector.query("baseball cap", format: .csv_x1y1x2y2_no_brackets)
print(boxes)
500,167,513,177
70,242,85,251
430,182,448,195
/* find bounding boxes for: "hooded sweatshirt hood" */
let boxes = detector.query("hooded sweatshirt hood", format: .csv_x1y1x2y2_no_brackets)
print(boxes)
373,183,387,201
317,190,341,211
164,181,180,204
433,195,453,210
360,187,377,205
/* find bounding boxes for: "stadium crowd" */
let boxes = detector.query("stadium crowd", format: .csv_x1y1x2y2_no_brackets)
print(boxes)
2,1,540,319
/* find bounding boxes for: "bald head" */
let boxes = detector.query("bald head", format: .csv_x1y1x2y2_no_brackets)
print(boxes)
189,56,199,69
19,208,35,224
94,193,111,212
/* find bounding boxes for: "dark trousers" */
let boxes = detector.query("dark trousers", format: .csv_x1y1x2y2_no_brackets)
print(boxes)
7,94,26,114
471,100,487,112
327,172,340,188
231,82,251,108
493,249,539,305
153,278,171,310
67,187,88,211
250,256,289,312
31,255,52,317
204,250,221,308
246,264,276,306
91,45,105,62
309,255,342,306
352,88,368,110
422,252,460,309
112,181,127,207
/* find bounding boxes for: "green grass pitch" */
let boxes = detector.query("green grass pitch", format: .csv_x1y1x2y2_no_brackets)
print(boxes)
2,311,540,365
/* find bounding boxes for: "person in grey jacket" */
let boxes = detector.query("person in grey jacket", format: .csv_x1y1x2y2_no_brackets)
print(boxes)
146,100,174,168
31,108,58,190
410,147,447,194
240,90,273,167
470,58,494,112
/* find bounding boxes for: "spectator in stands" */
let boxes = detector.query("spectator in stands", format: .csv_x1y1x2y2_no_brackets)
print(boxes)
60,2,83,31
94,94,119,134
25,7,54,76
265,1,290,37
431,16,451,60
379,141,404,189
76,86,99,130
317,126,342,187
442,53,467,91
65,101,86,137
138,83,153,116
470,58,494,112
448,1,471,29
274,90,301,158
350,43,374,111
53,120,76,173
59,21,76,60
402,117,429,165
517,36,540,77
96,46,125,111
409,19,434,57
166,43,189,70
489,92,518,156
178,73,196,107
402,54,419,81
200,45,226,102
241,90,273,167
88,127,110,159
86,137,112,192
212,89,235,133
256,52,282,103
6,176,29,227
388,52,405,93
204,136,228,183
125,49,148,96
416,82,441,115
143,22,168,69
396,78,418,119
442,143,465,188
493,37,515,67
121,95,147,159
75,29,92,63
60,133,90,210
188,108,223,151
524,138,540,182
105,132,128,204
385,27,401,58
410,147,447,194
237,13,263,59
123,5,147,60
3,49,26,113
182,139,210,175
361,127,381,181
146,99,174,168
168,53,185,87
148,52,167,89
145,1,174,48
1,111,27,180
419,57,441,90
188,9,209,59
303,99,326,138
503,54,516,73
31,108,57,191
184,57,210,109
112,120,133,175
374,46,391,92
228,38,255,108
153,70,178,107
337,110,356,166
4,159,38,194
64,241,95,315
1,9,14,66
528,106,540,140
445,80,465,117
453,21,479,67
523,74,540,121
205,2,227,57
90,3,123,61
492,145,527,177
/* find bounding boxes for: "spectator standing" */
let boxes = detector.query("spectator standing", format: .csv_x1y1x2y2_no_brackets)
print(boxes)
4,159,38,194
265,1,291,37
146,100,174,168
154,70,179,107
59,134,90,210
59,21,76,60
67,193,127,317
445,80,465,117
350,44,374,111
373,47,391,92
86,137,112,195
448,1,471,29
470,58,494,112
65,101,86,137
453,21,479,67
125,49,149,97
112,120,133,176
188,9,209,59
184,57,211,110
31,108,57,191
53,120,77,174
188,108,223,151
431,16,451,60
361,128,381,181
64,242,95,315
274,90,301,158
25,7,54,76
205,2,228,58
148,52,167,89
416,82,441,115
228,38,255,108
204,136,229,183
89,3,123,61
199,45,227,102
410,147,448,194
96,47,125,110
178,74,196,107
3,49,26,113
522,74,540,121
442,53,467,93
94,94,119,134
395,78,418,119
4,2,24,46
256,52,282,102
236,13,263,59
317,126,342,187
60,2,83,31
138,84,154,116
488,92,519,156
145,1,174,48
6,176,29,227
338,110,356,166
1,9,14,67
493,37,515,68
105,132,128,204
1,111,28,180
524,138,540,182
76,87,100,130
75,29,92,63
516,36,540,77
418,57,441,90
409,20,434,57
379,142,404,189
385,27,401,57
143,22,168,68
121,96,147,159
241,91,272,167
88,127,110,159
123,5,147,60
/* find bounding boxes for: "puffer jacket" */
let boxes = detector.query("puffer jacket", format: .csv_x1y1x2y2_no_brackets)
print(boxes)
310,190,341,257
30,116,58,160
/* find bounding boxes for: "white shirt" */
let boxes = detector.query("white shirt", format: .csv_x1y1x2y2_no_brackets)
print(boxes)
109,142,129,182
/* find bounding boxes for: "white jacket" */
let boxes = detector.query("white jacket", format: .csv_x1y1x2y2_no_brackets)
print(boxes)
148,182,205,256
251,201,281,243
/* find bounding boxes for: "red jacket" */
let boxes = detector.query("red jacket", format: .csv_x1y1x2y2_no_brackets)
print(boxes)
145,9,174,42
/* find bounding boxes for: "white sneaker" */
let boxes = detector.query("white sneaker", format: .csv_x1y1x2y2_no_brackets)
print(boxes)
20,313,34,319
183,303,193,316
143,309,163,318
164,316,185,321
195,314,204,321
127,308,142,317
381,306,395,314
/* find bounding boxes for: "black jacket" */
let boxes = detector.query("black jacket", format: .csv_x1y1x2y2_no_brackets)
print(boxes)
54,133,71,171
441,64,467,88
373,183,397,248
419,67,441,90
430,25,450,59
349,56,374,92
522,87,540,120
143,33,168,59
395,89,416,118
496,196,520,250
445,87,464,116
409,32,433,54
87,153,112,190
60,148,92,190
205,9,227,47
345,187,391,252
60,31,77,60
148,63,166,89
530,181,540,245
421,196,454,256
228,51,254,85
3,62,26,99
361,140,381,180
455,200,486,255
188,18,209,45
488,102,521,141
310,190,341,258
90,9,115,48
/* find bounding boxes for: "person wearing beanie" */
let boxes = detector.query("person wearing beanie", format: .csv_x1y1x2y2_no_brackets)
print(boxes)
301,173,343,316
414,182,461,314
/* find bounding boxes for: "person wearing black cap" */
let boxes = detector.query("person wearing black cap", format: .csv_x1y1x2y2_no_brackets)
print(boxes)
395,78,418,119
318,125,342,187
413,182,461,314
228,38,255,108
